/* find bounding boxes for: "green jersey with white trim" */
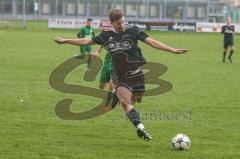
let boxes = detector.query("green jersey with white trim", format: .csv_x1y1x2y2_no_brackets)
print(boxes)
77,26,95,39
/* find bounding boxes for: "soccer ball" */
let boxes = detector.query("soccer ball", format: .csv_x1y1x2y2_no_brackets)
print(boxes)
172,134,190,150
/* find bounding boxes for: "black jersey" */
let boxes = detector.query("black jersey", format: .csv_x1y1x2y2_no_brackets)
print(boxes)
221,25,234,42
92,25,149,64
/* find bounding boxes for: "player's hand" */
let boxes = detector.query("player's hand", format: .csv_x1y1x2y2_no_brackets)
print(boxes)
172,48,189,54
225,30,234,34
54,37,66,44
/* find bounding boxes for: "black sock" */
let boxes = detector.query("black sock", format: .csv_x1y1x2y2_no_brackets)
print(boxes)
126,108,141,127
223,51,226,62
229,50,234,58
111,91,119,108
104,92,119,108
228,50,234,62
87,56,92,69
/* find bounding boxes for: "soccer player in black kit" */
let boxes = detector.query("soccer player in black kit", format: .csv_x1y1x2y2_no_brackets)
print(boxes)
222,17,235,63
54,9,188,141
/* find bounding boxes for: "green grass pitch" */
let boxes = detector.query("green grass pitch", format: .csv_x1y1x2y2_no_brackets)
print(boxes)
0,21,240,159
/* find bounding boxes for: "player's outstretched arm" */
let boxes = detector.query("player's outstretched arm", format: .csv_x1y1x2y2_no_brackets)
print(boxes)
144,37,189,54
54,37,96,46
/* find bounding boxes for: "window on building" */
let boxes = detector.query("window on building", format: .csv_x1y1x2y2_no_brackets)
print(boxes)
56,0,63,15
209,4,224,14
0,0,3,14
101,0,111,16
188,3,207,20
166,4,184,20
42,3,51,14
139,4,146,17
149,4,158,18
197,6,206,18
16,0,23,14
25,0,34,15
114,3,123,10
125,3,136,17
66,0,77,15
89,0,100,16
42,0,53,15
66,3,76,15
187,6,196,18
78,2,85,15
2,0,12,14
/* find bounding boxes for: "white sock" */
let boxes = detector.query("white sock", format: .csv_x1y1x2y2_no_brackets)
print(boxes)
136,123,145,130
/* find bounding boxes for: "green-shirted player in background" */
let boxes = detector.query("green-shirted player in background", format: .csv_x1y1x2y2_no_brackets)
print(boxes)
75,18,95,70
93,46,119,112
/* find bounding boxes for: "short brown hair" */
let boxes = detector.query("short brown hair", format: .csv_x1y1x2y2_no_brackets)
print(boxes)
108,9,124,22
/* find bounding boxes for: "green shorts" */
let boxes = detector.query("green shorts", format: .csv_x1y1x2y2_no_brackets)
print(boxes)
80,45,92,53
100,67,111,83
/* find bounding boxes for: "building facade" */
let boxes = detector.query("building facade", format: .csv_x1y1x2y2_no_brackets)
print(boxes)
0,0,236,22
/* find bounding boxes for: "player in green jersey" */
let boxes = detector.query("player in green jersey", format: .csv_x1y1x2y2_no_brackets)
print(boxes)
75,18,95,70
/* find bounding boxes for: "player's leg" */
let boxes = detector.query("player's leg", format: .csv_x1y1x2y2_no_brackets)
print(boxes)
99,68,112,90
99,82,107,89
111,51,151,140
74,46,91,70
116,86,152,141
99,87,116,112
228,44,234,63
132,91,144,104
80,46,85,54
86,46,93,70
99,66,108,88
223,42,228,63
99,69,119,110
73,46,86,60
108,80,114,92
100,68,111,105
108,80,119,108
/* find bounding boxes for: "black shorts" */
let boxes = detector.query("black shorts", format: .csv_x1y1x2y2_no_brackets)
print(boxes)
111,52,145,93
112,69,145,93
224,41,234,49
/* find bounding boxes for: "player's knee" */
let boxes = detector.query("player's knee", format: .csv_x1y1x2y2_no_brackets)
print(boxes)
99,83,105,89
119,98,125,105
119,98,129,107
109,86,114,92
109,81,114,92
100,105,112,112
136,97,142,103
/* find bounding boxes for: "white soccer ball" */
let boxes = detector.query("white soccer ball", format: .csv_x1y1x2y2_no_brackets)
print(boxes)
172,134,190,150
